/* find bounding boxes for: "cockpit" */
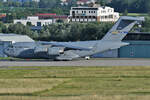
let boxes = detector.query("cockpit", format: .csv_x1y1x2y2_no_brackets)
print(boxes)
4,42,36,58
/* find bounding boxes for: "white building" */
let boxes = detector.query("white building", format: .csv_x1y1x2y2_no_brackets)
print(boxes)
14,16,54,26
69,6,120,22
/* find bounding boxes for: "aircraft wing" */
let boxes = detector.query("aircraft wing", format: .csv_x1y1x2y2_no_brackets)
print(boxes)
38,41,91,51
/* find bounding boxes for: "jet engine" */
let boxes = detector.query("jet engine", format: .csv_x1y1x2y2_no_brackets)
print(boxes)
47,47,64,55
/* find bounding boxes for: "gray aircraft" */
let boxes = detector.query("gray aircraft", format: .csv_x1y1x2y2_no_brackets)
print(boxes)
4,16,144,60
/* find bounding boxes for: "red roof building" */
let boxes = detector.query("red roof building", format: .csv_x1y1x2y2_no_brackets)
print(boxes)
36,13,57,19
0,14,6,18
35,13,68,19
36,13,56,16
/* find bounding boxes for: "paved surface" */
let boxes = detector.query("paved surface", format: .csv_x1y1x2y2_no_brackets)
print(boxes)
1,58,150,67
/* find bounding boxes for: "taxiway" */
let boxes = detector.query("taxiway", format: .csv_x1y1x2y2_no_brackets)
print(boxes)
0,58,150,67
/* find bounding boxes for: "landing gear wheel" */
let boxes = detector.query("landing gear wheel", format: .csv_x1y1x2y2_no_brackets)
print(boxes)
85,56,90,60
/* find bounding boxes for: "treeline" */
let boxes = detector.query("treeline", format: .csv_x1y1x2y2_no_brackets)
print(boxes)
39,22,112,41
1,0,60,8
0,0,76,9
0,22,113,41
108,0,150,13
95,0,150,13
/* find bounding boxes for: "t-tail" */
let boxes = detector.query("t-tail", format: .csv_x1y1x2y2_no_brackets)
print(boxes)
101,16,145,41
92,16,145,53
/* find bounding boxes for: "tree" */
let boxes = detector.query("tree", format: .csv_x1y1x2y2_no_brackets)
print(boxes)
26,22,32,26
67,23,85,41
146,0,150,15
39,0,57,8
97,0,106,6
5,22,113,41
5,13,14,23
0,22,7,33
0,1,3,7
22,1,30,7
123,9,128,16
108,0,147,13
142,17,150,32
30,1,39,8
7,23,33,36
51,7,64,15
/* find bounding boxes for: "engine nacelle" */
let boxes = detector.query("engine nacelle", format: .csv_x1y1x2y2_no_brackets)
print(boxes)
48,47,64,55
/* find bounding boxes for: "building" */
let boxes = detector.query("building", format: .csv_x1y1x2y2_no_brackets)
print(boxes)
0,33,34,43
36,13,57,19
0,33,34,57
0,13,6,22
119,41,150,58
93,41,150,58
36,13,69,23
93,32,150,58
0,13,6,18
69,6,119,22
14,16,54,26
92,49,118,58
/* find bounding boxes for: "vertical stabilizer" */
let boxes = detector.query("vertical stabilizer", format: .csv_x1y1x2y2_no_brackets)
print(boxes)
101,16,145,41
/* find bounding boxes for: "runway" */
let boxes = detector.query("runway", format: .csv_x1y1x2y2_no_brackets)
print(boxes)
0,58,150,67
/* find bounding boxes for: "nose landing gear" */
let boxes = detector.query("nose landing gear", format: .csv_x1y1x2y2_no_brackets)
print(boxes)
85,56,90,60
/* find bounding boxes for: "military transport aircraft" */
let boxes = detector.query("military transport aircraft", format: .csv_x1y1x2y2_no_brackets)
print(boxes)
4,16,144,60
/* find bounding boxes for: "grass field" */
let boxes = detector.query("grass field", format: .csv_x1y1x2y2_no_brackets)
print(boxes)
0,66,150,100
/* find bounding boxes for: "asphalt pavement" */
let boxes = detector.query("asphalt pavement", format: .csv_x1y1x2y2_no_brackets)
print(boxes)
0,58,150,67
